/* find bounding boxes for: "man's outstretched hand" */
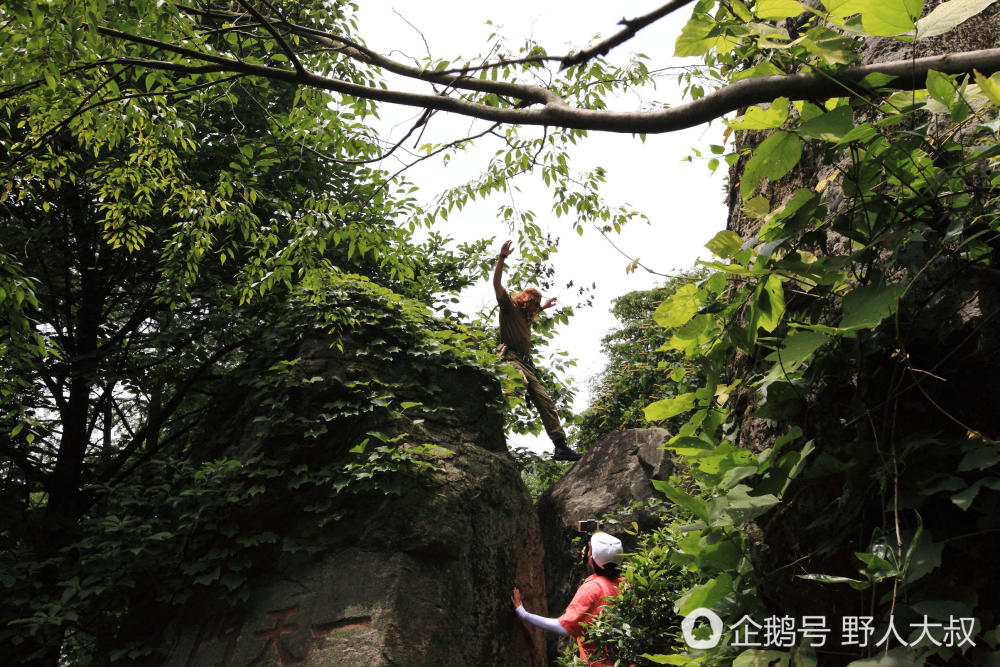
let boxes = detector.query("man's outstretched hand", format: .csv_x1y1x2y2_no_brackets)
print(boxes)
511,586,523,609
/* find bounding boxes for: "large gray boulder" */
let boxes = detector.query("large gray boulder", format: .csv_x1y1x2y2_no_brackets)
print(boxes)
535,429,671,659
148,283,549,666
161,442,547,666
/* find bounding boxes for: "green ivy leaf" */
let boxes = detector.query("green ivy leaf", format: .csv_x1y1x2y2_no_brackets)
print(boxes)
740,132,802,200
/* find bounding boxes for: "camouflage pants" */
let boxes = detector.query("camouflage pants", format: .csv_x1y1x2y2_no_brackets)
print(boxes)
503,349,566,445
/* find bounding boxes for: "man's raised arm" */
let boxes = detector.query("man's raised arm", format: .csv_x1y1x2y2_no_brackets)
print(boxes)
493,240,513,301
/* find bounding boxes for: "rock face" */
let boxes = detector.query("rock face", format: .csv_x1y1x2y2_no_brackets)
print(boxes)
535,429,671,660
151,281,548,666
161,442,547,667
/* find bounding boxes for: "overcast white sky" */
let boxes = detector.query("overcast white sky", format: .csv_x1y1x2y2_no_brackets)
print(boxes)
354,2,730,453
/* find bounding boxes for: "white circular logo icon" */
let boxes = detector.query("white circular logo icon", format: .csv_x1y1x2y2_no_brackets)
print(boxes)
682,607,723,649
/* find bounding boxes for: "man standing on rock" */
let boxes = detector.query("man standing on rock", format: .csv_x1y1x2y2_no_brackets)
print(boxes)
493,240,581,461
512,531,625,666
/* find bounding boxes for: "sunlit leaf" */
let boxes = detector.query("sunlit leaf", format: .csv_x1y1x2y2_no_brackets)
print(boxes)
645,393,698,421
917,0,998,38
861,0,923,35
727,98,790,130
652,283,706,329
757,0,807,19
740,132,802,200
705,230,744,259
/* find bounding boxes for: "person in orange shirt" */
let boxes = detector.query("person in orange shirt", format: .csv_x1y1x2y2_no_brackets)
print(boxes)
512,532,624,666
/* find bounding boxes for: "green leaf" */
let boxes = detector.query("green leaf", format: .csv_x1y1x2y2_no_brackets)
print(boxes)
917,0,998,38
652,283,706,329
951,477,1000,510
958,444,1000,471
797,106,855,141
974,69,1000,106
705,230,744,259
862,0,923,36
740,132,802,200
640,656,699,666
765,331,830,365
732,61,784,82
734,649,791,667
835,122,880,147
801,26,860,64
844,647,928,665
838,282,905,329
754,274,785,333
675,13,732,56
652,479,710,522
756,0,807,19
822,0,867,19
696,534,743,570
645,393,697,421
727,98,790,130
902,529,943,583
797,572,870,587
926,69,958,107
674,573,734,616
743,197,771,218
707,485,781,526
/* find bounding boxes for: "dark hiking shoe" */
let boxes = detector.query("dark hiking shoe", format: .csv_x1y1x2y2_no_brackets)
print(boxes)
553,443,582,461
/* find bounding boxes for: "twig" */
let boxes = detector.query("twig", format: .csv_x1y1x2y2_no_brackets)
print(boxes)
559,0,699,70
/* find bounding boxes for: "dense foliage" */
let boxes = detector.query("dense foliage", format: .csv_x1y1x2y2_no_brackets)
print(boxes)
572,1,1000,665
576,278,711,452
6,0,1000,664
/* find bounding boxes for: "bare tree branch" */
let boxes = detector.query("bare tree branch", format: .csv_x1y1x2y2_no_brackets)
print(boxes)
559,0,699,70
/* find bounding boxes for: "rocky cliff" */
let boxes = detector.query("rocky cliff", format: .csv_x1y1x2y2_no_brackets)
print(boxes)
130,277,549,666
535,429,672,663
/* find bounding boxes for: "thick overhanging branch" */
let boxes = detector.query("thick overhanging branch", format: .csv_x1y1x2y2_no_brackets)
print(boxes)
91,25,1000,132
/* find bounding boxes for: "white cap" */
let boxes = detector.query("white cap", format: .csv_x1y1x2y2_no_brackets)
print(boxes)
590,532,624,568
